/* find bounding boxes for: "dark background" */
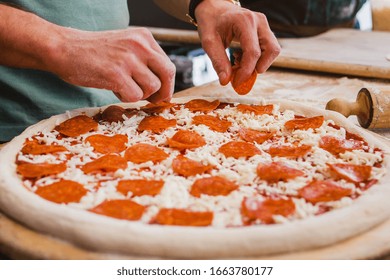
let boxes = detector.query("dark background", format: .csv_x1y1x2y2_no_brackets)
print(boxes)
128,1,195,30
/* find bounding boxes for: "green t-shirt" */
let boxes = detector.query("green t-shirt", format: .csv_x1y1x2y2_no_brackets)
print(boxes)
0,0,129,142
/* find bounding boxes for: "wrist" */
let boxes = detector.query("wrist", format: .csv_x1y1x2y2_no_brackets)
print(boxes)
193,0,241,26
187,0,240,26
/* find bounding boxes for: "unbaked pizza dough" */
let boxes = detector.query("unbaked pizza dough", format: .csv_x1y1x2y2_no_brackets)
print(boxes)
0,97,389,258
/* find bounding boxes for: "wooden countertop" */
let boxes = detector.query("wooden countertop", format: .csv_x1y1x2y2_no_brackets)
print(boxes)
148,27,390,80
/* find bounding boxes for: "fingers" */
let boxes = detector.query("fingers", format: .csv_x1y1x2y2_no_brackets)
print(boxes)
111,28,175,104
201,32,232,86
255,16,281,74
131,65,162,100
147,53,176,103
115,77,143,103
232,18,261,86
197,6,280,88
115,57,175,104
233,12,281,86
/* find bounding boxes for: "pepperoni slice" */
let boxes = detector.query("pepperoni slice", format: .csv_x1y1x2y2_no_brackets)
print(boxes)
241,197,296,224
138,116,177,134
85,134,128,154
89,199,145,221
298,180,352,204
231,66,257,95
167,130,206,150
21,141,67,155
219,141,261,159
153,208,213,226
257,162,305,183
328,163,371,183
17,162,67,179
346,131,367,143
55,115,98,137
236,104,274,115
239,128,274,144
97,105,136,123
184,99,220,112
82,154,127,174
141,102,175,114
192,115,231,133
35,180,87,204
360,179,378,191
125,143,168,164
319,136,364,156
190,176,238,197
285,116,324,130
329,124,367,143
117,179,164,197
217,102,231,110
172,155,214,177
268,144,311,158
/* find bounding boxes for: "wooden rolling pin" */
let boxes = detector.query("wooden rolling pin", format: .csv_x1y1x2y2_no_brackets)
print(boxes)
326,87,390,129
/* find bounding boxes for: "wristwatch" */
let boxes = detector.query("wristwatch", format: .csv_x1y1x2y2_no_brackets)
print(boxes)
186,0,241,27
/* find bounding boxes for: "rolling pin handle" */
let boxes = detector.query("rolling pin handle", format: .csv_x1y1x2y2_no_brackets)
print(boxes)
325,98,360,118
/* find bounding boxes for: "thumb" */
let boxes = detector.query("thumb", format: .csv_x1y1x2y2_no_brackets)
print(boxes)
201,33,232,86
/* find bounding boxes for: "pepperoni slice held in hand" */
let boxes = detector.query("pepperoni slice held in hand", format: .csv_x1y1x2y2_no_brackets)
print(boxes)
17,162,67,179
82,154,127,174
257,162,305,183
117,179,164,197
219,141,261,159
85,134,128,154
192,115,231,133
184,99,220,112
167,130,206,150
328,163,371,183
35,180,87,204
125,143,168,164
268,144,311,158
319,136,364,156
21,141,67,155
231,66,257,95
236,104,274,115
138,116,176,134
241,197,296,224
172,155,214,177
285,116,324,131
239,128,274,144
298,180,352,204
89,199,145,221
190,176,238,197
153,208,213,226
55,115,98,137
141,102,175,114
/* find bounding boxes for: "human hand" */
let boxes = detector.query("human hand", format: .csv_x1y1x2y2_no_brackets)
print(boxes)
48,27,176,103
194,0,280,87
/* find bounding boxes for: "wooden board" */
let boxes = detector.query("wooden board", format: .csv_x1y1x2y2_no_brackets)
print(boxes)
148,27,390,79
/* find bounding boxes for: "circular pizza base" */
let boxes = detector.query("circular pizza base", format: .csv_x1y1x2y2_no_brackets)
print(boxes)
0,97,389,259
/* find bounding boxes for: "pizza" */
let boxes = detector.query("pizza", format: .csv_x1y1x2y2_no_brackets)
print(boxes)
0,97,389,259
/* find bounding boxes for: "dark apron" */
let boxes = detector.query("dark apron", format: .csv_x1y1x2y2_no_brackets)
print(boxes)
240,0,367,37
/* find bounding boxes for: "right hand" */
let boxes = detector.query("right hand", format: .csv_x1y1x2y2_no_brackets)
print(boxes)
47,27,176,103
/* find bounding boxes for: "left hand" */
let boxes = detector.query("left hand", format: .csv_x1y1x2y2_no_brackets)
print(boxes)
195,0,281,86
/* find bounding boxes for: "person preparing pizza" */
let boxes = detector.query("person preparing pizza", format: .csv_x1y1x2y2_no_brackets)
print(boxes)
0,0,280,143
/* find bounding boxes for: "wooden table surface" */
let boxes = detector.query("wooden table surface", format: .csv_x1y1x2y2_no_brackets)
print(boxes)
1,68,390,260
149,27,390,80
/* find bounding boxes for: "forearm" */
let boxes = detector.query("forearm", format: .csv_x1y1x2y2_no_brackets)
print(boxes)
0,4,62,70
